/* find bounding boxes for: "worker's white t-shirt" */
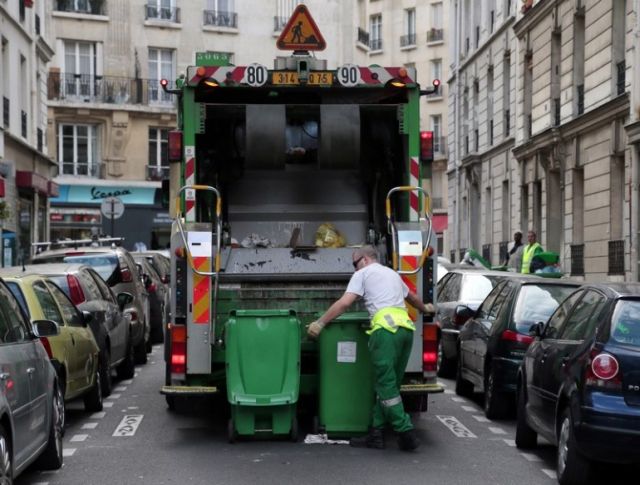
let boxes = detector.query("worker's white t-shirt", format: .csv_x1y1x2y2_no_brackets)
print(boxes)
346,262,409,317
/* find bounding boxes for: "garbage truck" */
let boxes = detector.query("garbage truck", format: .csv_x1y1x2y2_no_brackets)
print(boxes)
160,6,443,441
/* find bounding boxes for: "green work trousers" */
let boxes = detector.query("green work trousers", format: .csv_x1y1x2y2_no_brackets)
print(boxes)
369,326,414,433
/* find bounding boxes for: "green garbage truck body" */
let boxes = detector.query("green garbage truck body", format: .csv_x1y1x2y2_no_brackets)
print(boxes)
161,49,443,427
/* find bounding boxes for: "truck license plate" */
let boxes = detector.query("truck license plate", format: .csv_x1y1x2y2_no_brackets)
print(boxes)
271,71,333,85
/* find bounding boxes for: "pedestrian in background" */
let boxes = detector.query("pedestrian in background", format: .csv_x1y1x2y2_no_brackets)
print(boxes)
505,231,524,272
521,230,543,274
307,245,435,452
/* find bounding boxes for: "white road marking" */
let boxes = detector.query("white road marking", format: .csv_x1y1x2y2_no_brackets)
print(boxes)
113,386,127,392
121,379,133,385
503,439,516,447
521,453,542,462
63,448,76,457
70,434,88,442
103,401,114,408
472,415,490,422
82,423,98,430
436,415,477,438
451,397,466,402
151,361,156,364
542,469,557,479
489,427,507,435
113,414,144,437
107,393,121,399
443,389,455,394
90,412,106,419
461,405,477,412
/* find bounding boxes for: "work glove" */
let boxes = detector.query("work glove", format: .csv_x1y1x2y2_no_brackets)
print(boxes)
424,303,435,315
307,320,326,339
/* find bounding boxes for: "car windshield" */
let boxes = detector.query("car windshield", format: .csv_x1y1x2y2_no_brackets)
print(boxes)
611,299,640,347
513,284,577,334
63,254,118,282
6,282,29,318
459,274,502,303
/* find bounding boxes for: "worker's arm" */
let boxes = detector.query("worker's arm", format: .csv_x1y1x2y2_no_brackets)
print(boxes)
307,292,358,338
405,291,435,315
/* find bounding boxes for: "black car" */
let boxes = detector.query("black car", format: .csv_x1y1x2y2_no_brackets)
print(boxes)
516,283,640,485
456,277,580,418
435,268,511,377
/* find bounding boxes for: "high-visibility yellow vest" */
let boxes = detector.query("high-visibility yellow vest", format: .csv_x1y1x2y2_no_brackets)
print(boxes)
521,242,542,274
368,306,415,335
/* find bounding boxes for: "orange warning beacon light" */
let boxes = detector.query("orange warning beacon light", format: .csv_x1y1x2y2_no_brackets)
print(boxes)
276,4,326,51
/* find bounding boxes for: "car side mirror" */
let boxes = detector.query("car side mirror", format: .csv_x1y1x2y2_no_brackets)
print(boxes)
82,310,93,326
453,305,475,326
529,321,544,338
32,319,60,337
117,292,134,311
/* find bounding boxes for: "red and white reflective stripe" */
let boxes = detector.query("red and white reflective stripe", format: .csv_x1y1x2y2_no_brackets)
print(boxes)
409,156,420,221
188,66,247,86
401,256,418,321
184,146,196,222
192,257,211,324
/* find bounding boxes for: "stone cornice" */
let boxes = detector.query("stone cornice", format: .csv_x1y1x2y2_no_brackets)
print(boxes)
513,0,557,38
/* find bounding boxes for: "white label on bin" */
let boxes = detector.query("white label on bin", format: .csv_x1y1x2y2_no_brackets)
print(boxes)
337,341,357,363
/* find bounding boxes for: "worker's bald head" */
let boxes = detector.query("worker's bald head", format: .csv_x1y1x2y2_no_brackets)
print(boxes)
353,245,379,261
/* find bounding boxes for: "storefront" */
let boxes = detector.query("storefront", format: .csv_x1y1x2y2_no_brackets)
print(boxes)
49,180,171,251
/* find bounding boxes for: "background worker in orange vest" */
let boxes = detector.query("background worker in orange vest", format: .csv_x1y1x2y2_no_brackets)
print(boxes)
307,245,434,451
521,230,543,274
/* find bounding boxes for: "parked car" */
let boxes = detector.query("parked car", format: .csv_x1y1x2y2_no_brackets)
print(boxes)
456,277,581,418
516,283,640,485
0,271,102,413
0,278,64,480
32,246,151,365
135,251,170,285
20,264,136,396
133,256,167,343
435,268,512,377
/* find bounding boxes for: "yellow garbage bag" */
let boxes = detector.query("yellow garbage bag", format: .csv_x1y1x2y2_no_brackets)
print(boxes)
315,223,346,248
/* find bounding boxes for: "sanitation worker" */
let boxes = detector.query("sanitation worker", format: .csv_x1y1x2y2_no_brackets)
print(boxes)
521,230,543,274
307,245,435,451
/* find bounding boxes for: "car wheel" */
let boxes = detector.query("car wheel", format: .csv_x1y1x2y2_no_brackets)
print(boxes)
455,351,473,397
437,337,455,378
484,368,508,419
0,424,12,483
134,338,148,365
515,384,537,449
99,349,112,397
83,371,103,412
35,382,64,470
557,408,592,485
117,338,135,380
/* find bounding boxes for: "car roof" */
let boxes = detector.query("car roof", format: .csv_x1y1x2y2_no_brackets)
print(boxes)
579,282,640,298
0,270,50,283
1,263,91,277
33,246,127,260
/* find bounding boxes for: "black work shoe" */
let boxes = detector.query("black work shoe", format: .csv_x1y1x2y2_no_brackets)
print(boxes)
397,429,420,451
349,428,385,449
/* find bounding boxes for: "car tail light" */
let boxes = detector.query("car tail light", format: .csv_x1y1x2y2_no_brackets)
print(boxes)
127,311,138,323
423,323,438,375
170,324,186,375
585,350,621,390
39,337,53,358
120,266,133,282
67,274,86,306
501,329,534,345
147,282,157,293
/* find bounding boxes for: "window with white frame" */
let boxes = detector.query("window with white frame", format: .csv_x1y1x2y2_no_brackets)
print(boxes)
370,14,382,50
58,124,99,176
146,0,177,21
431,2,443,29
405,8,416,36
148,128,169,180
431,59,442,88
275,0,302,30
148,48,174,103
205,0,236,27
63,40,97,98
431,115,442,152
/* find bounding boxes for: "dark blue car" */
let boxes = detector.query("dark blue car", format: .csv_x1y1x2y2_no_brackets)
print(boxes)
516,283,640,485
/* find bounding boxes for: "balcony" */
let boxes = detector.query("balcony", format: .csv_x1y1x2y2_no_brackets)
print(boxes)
55,0,106,15
47,73,176,106
146,165,169,181
357,27,370,46
203,10,237,28
145,3,180,23
400,33,416,47
427,28,444,43
61,161,104,178
369,38,382,51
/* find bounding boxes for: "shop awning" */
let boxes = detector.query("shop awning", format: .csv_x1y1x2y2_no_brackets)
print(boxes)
0,178,5,198
51,184,158,205
16,170,49,195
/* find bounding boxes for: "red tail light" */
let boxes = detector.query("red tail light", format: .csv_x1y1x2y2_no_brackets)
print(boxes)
67,274,86,306
147,283,157,293
127,311,138,322
168,130,182,161
501,329,534,345
39,337,53,358
423,323,438,374
120,267,133,282
170,325,186,375
585,351,621,390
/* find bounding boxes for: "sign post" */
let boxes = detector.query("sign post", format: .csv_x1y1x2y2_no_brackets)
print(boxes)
100,196,125,237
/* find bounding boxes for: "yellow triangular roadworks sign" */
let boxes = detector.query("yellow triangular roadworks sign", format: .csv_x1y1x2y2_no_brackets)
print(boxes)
276,4,326,51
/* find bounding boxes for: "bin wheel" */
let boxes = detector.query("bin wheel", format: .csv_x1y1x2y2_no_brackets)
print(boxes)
227,419,237,444
290,417,298,442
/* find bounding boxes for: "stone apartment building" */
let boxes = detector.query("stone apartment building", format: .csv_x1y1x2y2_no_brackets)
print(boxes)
448,0,637,281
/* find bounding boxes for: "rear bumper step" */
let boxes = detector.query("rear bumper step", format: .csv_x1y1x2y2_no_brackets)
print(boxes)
160,385,218,396
400,383,445,395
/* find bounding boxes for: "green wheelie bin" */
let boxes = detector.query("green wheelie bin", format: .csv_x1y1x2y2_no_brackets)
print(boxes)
225,309,301,442
317,312,374,438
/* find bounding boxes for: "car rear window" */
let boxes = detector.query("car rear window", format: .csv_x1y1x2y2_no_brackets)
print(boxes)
6,282,29,318
611,299,640,347
63,254,119,283
459,274,502,303
48,275,70,296
513,284,578,334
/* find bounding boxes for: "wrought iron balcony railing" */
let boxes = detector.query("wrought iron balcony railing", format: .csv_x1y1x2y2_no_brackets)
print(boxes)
357,27,370,46
203,10,237,28
146,165,170,181
145,4,180,22
61,161,104,178
427,28,444,43
369,38,382,51
55,0,106,15
400,33,416,47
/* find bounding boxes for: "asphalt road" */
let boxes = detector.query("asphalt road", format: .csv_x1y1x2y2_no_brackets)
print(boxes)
16,346,635,485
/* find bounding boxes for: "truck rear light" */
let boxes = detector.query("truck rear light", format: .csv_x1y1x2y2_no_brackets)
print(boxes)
120,267,133,282
423,323,438,374
67,274,86,306
39,337,53,359
585,351,621,390
168,130,182,161
501,329,534,345
170,325,187,375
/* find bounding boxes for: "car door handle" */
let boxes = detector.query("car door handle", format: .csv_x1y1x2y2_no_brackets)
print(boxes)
0,373,9,381
26,367,36,376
